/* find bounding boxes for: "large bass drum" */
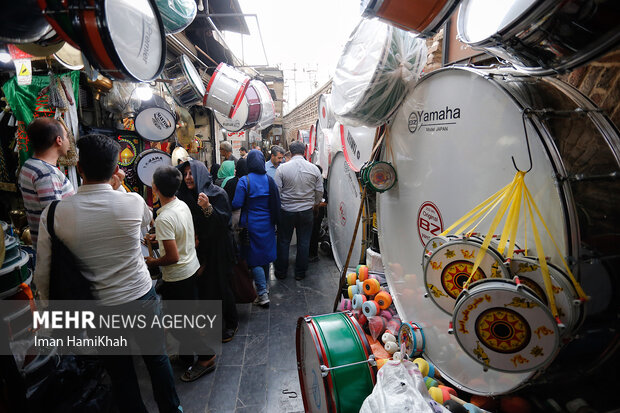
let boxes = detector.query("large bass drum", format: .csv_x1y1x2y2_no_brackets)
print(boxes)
377,67,620,395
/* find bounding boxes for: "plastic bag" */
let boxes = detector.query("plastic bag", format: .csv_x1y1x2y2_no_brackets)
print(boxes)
332,18,427,127
360,360,449,413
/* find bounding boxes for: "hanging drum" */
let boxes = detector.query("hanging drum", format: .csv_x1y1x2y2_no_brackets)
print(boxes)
452,278,560,373
457,0,620,75
252,80,275,130
306,124,316,161
135,149,172,187
338,123,377,172
214,83,261,132
1,0,51,44
327,153,367,272
296,312,376,413
424,238,510,315
164,55,206,107
361,0,461,36
509,257,584,336
134,95,177,142
377,67,620,395
318,94,336,131
204,63,251,118
331,19,427,127
155,0,196,34
53,43,84,70
40,0,167,81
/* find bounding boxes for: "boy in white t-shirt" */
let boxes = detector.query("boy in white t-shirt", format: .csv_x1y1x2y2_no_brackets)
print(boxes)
146,165,215,382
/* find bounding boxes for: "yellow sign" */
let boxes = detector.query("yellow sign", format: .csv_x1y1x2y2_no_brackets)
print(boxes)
19,64,30,76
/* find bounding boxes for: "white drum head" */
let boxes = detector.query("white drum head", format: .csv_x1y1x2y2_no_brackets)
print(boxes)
377,68,569,394
297,320,329,413
328,152,364,271
135,106,176,141
252,80,275,130
215,95,249,132
458,0,536,44
318,128,332,179
330,123,344,155
105,0,164,81
340,124,376,172
182,54,206,97
135,150,172,187
318,94,335,130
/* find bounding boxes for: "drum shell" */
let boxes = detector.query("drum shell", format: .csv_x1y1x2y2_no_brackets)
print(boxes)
296,312,376,413
457,0,620,75
164,55,205,107
252,80,275,130
205,63,251,118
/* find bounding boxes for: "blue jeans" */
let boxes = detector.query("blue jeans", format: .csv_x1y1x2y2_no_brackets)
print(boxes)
102,287,181,413
251,264,270,295
275,208,314,277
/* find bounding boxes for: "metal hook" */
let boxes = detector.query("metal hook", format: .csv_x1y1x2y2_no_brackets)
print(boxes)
512,108,533,173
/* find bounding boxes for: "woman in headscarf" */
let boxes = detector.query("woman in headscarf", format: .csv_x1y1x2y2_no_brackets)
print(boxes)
177,159,239,342
232,150,280,307
223,157,248,209
216,160,235,188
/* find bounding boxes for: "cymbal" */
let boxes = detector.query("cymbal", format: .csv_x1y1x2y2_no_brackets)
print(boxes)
176,106,195,147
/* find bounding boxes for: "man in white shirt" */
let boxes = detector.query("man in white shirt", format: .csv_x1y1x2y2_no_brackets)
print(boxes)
265,145,284,179
34,135,181,413
274,141,323,280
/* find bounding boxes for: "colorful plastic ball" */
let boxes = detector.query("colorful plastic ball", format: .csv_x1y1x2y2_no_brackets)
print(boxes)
346,272,357,285
429,387,444,404
375,291,392,309
363,278,381,295
358,265,369,281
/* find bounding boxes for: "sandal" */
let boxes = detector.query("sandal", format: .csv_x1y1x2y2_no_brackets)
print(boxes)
180,359,216,382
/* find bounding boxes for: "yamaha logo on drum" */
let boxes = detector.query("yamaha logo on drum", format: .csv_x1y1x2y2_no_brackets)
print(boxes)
408,106,461,134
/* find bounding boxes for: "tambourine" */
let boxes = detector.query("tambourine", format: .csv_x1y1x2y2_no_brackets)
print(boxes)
452,278,560,373
424,238,510,315
360,161,397,193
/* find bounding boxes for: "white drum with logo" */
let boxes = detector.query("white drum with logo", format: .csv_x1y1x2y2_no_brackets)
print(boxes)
338,123,377,172
135,149,172,187
135,96,176,142
377,67,620,395
327,152,366,271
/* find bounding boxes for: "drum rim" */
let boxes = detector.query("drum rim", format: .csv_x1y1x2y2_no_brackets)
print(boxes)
399,321,426,358
452,277,561,373
38,0,82,49
0,250,30,276
180,54,206,98
134,149,172,186
367,161,397,192
134,106,177,142
205,63,251,118
327,152,367,271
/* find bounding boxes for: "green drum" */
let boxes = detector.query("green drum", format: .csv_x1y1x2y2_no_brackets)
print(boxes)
296,312,376,413
0,250,31,299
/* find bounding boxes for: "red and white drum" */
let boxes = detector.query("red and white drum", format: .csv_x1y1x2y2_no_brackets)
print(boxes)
317,127,332,179
214,83,261,132
318,94,336,131
361,0,461,36
307,124,317,161
135,149,172,187
204,63,250,118
329,123,343,156
377,67,620,394
453,278,560,373
338,123,377,172
252,80,275,130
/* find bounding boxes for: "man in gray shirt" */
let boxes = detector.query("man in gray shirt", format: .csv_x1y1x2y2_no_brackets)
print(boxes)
274,141,323,280
265,145,285,179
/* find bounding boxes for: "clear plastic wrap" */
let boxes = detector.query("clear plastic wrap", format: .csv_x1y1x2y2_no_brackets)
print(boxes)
332,18,428,127
101,81,141,114
360,360,450,413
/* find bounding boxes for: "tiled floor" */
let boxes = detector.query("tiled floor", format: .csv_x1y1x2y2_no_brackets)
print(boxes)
137,246,340,413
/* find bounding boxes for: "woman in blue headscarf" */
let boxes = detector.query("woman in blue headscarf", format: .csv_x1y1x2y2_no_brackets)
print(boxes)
232,150,280,307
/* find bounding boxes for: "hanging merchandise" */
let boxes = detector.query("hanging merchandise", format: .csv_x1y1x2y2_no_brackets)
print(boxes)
135,149,172,187
252,79,275,130
155,0,197,34
134,94,177,142
331,18,427,127
204,63,250,118
164,54,205,107
0,0,51,44
214,83,261,132
2,71,80,166
318,93,336,130
175,107,195,147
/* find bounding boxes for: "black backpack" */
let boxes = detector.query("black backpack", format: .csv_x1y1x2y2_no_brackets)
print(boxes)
47,201,94,300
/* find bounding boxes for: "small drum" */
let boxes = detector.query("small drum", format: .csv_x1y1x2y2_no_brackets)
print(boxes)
399,322,426,359
453,278,560,373
164,55,205,107
377,66,620,394
510,257,584,336
307,124,317,161
424,239,510,315
0,250,31,299
338,123,377,173
135,149,172,187
155,0,196,34
1,0,51,44
42,0,166,82
135,95,177,142
214,83,261,132
362,0,461,36
327,153,368,271
204,62,250,118
331,18,427,126
53,43,84,70
318,94,336,131
252,80,275,130
457,0,620,75
296,312,376,413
